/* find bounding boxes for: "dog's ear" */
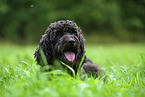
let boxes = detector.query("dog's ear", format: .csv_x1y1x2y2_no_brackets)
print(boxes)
34,47,41,65
78,28,85,55
34,33,54,66
34,22,59,66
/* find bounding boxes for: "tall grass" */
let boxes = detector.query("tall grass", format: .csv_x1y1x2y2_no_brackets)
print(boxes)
0,44,145,97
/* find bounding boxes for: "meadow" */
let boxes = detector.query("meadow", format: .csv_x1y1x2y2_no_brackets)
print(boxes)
0,43,145,97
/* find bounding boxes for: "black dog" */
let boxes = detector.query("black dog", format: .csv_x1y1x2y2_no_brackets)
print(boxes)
34,20,104,79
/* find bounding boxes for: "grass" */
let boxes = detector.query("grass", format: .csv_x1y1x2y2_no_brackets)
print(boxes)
0,43,145,97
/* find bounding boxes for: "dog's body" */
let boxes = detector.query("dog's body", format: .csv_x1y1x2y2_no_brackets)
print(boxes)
34,20,104,79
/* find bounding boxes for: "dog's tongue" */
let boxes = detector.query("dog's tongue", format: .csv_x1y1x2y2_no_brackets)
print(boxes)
64,52,75,62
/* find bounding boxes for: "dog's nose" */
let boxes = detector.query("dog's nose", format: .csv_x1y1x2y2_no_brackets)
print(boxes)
68,39,75,44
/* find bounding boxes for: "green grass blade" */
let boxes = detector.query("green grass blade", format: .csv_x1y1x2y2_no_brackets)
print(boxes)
60,61,76,78
76,54,85,79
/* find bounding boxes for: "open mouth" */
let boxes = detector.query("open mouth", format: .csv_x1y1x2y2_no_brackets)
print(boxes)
63,46,78,63
64,52,75,62
56,43,79,63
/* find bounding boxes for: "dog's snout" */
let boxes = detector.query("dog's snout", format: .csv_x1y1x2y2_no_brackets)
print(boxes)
68,39,75,44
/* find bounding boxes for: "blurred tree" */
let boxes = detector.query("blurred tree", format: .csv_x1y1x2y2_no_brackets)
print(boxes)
0,0,144,43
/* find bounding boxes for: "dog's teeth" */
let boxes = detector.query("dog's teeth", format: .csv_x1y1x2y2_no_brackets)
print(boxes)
64,52,75,62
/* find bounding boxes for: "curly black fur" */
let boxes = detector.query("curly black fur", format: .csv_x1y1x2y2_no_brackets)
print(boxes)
34,20,103,79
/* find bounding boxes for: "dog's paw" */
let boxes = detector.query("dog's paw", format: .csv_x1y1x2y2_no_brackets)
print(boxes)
80,62,107,82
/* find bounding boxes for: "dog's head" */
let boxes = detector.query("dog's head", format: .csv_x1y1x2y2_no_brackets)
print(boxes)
35,20,85,66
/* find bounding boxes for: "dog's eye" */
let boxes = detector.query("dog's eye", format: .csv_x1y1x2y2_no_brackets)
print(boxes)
57,33,61,36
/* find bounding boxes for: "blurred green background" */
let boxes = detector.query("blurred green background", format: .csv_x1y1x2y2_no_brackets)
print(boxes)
0,0,145,44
